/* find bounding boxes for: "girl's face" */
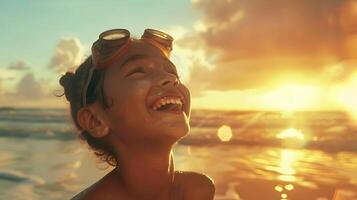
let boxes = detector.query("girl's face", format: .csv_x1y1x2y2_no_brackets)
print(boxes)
102,40,191,145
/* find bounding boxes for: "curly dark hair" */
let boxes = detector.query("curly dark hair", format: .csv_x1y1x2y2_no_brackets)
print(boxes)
59,56,117,166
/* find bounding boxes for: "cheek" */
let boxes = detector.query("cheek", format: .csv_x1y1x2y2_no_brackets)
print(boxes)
179,84,191,116
181,84,191,100
106,79,152,126
108,78,152,104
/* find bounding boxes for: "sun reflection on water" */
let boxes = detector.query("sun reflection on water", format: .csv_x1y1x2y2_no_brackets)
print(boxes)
285,184,294,191
277,149,303,182
274,183,296,200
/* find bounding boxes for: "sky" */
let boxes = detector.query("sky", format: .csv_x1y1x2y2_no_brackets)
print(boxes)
1,0,357,114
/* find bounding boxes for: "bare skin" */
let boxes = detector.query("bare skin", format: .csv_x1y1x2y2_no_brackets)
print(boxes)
72,40,215,200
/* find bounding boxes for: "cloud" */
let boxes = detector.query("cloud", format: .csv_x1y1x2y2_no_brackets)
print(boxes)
0,72,65,108
193,0,357,59
162,25,219,94
48,37,84,73
12,73,44,100
171,37,218,85
186,0,357,91
7,61,29,70
0,68,16,81
0,78,3,95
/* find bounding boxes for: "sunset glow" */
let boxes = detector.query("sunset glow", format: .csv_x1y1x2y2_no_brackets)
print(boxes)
1,0,357,115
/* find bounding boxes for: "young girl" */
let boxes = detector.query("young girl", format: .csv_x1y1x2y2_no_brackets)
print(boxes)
60,29,215,200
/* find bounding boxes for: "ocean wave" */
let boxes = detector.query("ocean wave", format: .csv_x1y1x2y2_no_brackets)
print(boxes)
0,110,70,124
0,109,351,128
0,169,45,185
0,127,76,140
1,126,355,152
179,132,357,152
1,109,356,152
190,110,351,129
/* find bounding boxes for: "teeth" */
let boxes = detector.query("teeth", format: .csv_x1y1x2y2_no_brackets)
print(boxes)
152,96,184,111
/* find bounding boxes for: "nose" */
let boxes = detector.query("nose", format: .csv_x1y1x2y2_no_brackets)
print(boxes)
157,71,179,87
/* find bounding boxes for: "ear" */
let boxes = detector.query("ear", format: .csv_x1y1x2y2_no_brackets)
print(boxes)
77,105,110,138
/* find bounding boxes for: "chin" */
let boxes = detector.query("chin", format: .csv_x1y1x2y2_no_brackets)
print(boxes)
157,123,190,144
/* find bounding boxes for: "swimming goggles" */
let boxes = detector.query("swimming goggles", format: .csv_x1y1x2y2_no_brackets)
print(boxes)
82,28,174,106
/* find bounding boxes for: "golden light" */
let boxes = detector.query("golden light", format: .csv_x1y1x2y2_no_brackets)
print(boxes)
276,128,305,140
217,125,233,142
263,84,319,112
277,149,303,182
191,73,356,113
279,150,297,175
191,84,321,111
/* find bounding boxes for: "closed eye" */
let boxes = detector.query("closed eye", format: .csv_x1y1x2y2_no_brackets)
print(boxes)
165,63,180,78
126,67,145,77
169,69,180,79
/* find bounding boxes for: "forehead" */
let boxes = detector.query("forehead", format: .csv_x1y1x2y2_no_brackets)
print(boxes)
110,40,170,69
121,54,173,68
108,40,174,71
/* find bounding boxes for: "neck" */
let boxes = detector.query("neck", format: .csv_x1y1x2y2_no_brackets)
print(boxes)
113,141,175,199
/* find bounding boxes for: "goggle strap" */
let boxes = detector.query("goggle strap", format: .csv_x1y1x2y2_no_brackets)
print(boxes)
95,39,132,69
81,64,95,106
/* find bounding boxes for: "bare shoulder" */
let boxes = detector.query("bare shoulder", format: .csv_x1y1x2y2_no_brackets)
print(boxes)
175,171,215,200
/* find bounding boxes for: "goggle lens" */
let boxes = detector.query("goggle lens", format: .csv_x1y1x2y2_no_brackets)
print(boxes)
100,29,130,41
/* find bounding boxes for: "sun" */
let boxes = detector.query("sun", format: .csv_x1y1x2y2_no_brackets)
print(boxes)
276,128,305,140
276,128,306,148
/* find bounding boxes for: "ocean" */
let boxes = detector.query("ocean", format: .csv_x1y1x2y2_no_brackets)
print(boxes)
0,108,356,200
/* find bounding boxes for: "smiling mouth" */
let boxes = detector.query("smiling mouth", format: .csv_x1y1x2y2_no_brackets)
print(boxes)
151,96,184,112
